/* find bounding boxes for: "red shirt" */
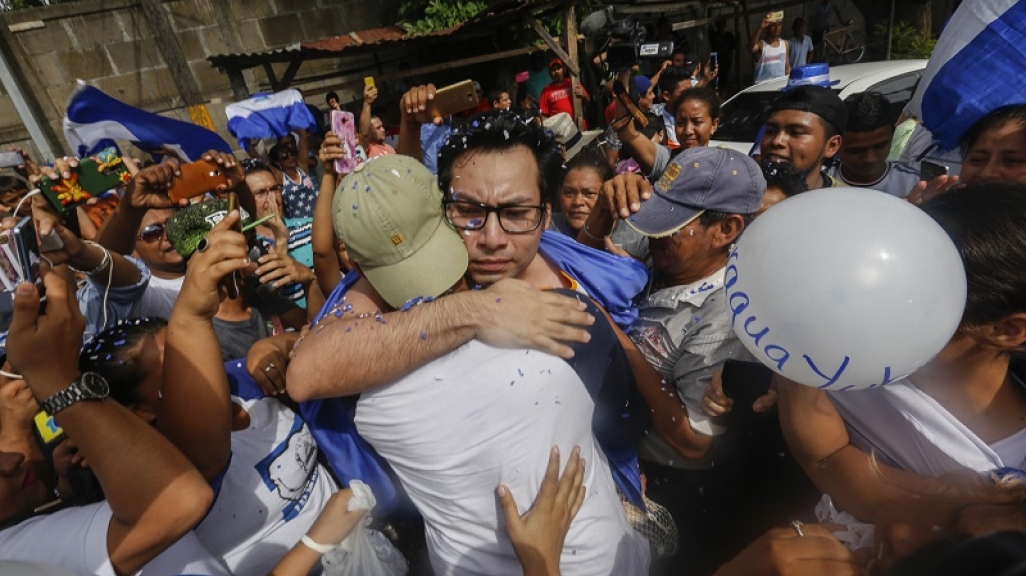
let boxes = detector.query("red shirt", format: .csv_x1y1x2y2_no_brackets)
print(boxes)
539,79,587,118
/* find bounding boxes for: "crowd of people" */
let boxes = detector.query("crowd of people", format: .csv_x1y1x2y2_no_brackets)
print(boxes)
1,3,1026,576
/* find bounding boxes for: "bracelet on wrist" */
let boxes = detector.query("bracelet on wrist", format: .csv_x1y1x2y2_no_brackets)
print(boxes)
300,534,336,554
68,241,112,276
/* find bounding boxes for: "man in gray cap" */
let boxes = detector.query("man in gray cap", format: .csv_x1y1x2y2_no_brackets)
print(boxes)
759,84,848,190
621,146,765,576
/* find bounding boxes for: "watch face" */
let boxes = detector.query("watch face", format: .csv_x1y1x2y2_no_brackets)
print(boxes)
81,372,110,399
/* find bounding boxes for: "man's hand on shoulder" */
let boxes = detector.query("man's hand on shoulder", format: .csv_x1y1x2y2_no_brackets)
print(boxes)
468,278,596,359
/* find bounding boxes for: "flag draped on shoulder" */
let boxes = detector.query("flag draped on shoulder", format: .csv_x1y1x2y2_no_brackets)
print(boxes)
225,89,318,150
905,0,1026,151
63,81,232,161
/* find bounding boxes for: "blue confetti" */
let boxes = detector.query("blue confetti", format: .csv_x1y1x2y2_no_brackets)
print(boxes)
421,331,428,340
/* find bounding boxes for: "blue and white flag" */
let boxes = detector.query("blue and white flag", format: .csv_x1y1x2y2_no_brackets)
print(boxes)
225,89,317,150
905,0,1026,151
63,81,232,161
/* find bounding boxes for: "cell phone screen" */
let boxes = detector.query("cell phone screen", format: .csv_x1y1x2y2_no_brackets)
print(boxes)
11,216,43,298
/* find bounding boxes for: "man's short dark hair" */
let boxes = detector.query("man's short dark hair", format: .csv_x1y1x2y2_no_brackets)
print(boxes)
770,85,848,138
487,88,507,106
437,110,564,206
657,66,692,98
843,91,894,134
325,91,339,105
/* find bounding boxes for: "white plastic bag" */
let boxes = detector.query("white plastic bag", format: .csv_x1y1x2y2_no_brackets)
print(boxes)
320,481,408,576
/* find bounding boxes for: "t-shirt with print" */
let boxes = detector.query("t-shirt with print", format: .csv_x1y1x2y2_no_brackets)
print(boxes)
0,503,230,576
194,396,337,576
281,168,317,220
630,267,751,468
540,79,588,119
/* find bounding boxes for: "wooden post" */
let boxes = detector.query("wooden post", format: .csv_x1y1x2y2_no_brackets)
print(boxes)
564,5,583,127
140,0,214,123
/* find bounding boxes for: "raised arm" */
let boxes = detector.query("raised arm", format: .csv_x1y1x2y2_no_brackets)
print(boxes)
359,84,377,143
610,72,658,174
312,134,344,297
750,15,770,54
397,84,443,161
159,211,251,481
7,271,213,576
286,277,596,401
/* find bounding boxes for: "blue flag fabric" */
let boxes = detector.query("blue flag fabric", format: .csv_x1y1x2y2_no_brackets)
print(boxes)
63,82,232,162
906,0,1026,151
225,90,318,150
538,230,649,331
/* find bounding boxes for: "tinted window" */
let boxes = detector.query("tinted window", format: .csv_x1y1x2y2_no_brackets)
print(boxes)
712,93,783,142
867,72,922,121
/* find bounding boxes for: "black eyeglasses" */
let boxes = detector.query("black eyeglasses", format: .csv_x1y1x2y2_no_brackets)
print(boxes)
443,199,546,233
275,150,297,160
137,223,166,243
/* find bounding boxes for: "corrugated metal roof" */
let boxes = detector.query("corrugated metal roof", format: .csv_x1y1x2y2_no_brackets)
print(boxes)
207,0,570,69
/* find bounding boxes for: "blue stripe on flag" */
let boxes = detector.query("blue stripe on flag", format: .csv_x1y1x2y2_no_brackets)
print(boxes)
919,1,1026,150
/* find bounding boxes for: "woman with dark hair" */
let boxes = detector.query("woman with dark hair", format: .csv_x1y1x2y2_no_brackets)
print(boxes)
909,104,1026,203
610,87,722,178
77,213,350,574
776,181,1026,533
550,147,614,237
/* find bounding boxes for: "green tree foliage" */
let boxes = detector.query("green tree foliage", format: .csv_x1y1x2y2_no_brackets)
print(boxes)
869,20,937,59
399,0,490,34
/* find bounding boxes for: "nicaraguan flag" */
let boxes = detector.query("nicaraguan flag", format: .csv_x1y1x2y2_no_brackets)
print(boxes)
225,89,317,150
64,81,232,161
905,0,1026,151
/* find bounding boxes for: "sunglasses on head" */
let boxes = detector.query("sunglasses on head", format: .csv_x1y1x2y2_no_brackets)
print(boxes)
137,223,167,243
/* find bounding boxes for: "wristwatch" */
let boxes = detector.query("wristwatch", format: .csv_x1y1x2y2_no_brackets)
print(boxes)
41,372,110,416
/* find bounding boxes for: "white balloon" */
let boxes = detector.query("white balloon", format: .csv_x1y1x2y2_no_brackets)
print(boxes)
726,188,966,391
0,561,78,576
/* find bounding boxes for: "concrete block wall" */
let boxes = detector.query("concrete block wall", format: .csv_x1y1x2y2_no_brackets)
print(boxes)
0,0,399,158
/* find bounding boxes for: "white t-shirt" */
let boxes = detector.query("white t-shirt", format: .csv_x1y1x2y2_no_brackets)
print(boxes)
829,378,1023,477
355,341,650,576
194,396,337,575
134,274,184,319
0,503,229,576
827,161,922,197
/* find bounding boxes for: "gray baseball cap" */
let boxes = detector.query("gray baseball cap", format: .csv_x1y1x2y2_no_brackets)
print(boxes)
626,147,766,237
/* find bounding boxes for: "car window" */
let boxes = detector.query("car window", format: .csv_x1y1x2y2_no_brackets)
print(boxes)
713,93,783,142
714,89,843,142
867,71,923,120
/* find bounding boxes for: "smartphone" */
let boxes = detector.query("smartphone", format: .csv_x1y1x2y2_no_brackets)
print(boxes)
712,359,774,427
223,192,241,299
709,52,719,70
330,110,358,175
0,233,19,291
768,10,784,22
39,148,129,214
428,80,479,119
11,216,44,299
0,151,24,169
919,160,949,182
168,159,229,203
364,76,375,89
612,81,649,128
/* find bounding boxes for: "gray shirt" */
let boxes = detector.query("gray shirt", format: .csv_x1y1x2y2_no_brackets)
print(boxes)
629,267,750,468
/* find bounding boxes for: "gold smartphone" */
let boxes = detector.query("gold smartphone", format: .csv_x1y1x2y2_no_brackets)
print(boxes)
768,10,784,22
364,76,375,89
428,80,479,119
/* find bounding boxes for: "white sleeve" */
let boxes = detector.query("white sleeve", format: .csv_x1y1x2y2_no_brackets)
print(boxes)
0,503,117,576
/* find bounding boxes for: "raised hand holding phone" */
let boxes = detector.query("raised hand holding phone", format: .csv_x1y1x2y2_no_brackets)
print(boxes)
178,209,249,320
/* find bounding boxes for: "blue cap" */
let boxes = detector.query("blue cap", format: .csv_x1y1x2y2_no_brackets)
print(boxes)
634,75,653,95
782,63,842,91
626,147,766,237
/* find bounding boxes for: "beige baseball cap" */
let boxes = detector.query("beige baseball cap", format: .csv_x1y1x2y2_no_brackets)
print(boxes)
332,155,468,309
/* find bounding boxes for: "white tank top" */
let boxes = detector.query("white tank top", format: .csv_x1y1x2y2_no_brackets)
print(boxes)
755,39,788,83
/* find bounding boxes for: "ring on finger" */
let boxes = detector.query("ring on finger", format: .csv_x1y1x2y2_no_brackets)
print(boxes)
196,238,210,253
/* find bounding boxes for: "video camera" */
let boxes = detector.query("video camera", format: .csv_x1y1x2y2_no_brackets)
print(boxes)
581,7,675,71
